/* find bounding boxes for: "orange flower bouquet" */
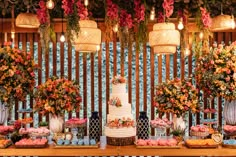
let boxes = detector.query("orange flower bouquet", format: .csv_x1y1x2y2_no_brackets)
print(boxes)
154,78,199,117
34,77,82,116
195,41,236,100
0,46,36,105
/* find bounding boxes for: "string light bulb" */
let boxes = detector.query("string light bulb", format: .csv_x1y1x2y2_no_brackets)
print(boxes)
231,15,235,29
199,31,203,39
84,0,89,7
177,17,184,30
60,33,65,42
150,7,155,21
11,31,15,39
46,0,55,9
184,47,190,57
96,45,100,51
113,23,118,32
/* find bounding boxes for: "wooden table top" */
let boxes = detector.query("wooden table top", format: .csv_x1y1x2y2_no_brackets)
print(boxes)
1,145,236,156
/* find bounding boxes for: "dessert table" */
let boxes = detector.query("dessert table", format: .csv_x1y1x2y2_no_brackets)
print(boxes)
1,144,236,156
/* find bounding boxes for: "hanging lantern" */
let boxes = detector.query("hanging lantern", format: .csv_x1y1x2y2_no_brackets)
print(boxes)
73,20,101,53
15,13,40,28
149,23,180,54
211,14,235,31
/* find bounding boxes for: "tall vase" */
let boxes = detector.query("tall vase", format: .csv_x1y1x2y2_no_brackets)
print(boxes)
89,111,100,142
172,114,186,131
137,111,149,139
223,100,236,125
0,103,9,125
49,114,64,133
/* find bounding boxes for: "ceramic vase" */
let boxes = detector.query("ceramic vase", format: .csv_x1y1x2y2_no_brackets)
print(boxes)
89,111,100,142
0,103,9,125
49,114,64,133
172,114,186,131
223,100,236,125
137,111,149,139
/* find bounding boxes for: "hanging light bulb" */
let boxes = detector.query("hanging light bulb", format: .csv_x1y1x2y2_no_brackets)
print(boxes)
177,17,184,30
150,7,155,21
96,45,100,51
60,33,65,42
231,15,235,29
184,47,190,57
199,31,203,39
84,0,89,7
11,31,15,39
113,23,118,32
46,0,55,9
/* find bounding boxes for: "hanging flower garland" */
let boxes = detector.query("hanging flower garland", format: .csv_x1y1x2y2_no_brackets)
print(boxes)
105,0,148,51
37,0,55,53
62,0,80,41
162,0,174,20
194,7,213,58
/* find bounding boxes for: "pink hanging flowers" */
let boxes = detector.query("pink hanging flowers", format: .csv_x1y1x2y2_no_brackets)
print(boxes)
106,0,118,20
77,0,89,20
162,0,174,18
36,0,49,25
200,7,212,28
134,0,145,23
62,0,74,16
119,9,133,29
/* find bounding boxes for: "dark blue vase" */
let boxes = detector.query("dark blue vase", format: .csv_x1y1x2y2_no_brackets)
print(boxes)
89,111,100,142
137,111,149,139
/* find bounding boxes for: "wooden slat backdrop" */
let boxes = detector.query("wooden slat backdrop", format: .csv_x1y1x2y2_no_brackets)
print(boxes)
1,25,234,142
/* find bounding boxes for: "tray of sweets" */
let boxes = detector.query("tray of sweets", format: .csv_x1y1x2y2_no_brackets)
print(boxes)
0,140,12,149
136,145,181,149
54,143,99,149
185,139,218,149
15,143,48,148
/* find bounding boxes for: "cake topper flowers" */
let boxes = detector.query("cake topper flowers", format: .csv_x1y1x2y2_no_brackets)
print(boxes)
111,76,126,85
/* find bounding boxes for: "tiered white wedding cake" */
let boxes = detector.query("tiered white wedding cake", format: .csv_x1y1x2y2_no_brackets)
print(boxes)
104,76,136,145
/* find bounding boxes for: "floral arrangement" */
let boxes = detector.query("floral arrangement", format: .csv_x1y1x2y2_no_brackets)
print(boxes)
195,41,236,100
162,0,174,19
105,0,147,49
37,0,55,52
107,117,135,128
108,97,122,107
0,46,36,106
33,77,82,116
154,78,199,117
111,76,126,85
62,0,89,41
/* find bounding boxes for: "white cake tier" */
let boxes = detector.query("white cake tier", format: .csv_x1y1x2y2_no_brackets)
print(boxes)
110,93,129,105
104,126,136,137
112,83,126,93
109,103,131,115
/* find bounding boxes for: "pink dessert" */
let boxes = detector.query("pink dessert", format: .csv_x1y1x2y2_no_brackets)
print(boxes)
150,118,173,128
191,125,209,132
65,118,87,127
15,138,48,146
136,138,178,147
19,127,50,135
224,125,236,133
0,126,14,134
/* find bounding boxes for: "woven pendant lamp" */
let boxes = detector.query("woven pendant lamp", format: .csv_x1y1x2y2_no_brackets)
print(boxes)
211,14,235,32
15,5,40,29
149,22,180,54
72,20,101,53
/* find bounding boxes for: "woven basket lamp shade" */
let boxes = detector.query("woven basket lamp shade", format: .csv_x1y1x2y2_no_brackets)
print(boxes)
211,14,235,32
15,13,40,28
73,20,101,53
149,23,180,54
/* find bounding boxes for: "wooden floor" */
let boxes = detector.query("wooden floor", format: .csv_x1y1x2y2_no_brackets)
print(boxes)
1,145,236,156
